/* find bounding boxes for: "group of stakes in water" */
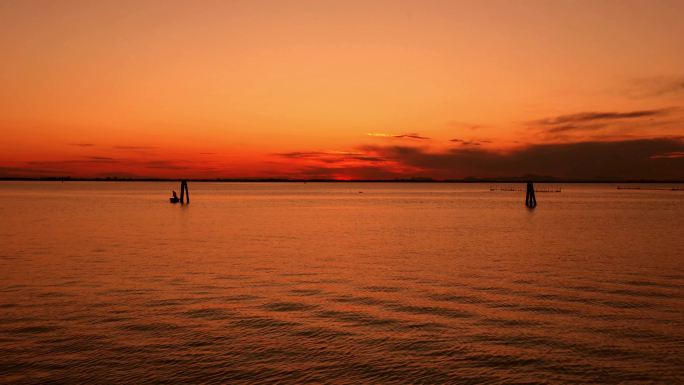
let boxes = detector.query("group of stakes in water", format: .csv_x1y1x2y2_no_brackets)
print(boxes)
169,180,189,204
169,180,538,208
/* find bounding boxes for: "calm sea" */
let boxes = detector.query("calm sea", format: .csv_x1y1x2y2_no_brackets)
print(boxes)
1,182,683,384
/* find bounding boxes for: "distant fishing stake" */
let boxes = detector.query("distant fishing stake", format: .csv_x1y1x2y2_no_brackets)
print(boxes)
525,182,537,208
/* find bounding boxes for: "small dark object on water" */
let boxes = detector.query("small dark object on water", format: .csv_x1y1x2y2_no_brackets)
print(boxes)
525,182,537,208
170,181,190,204
170,190,179,204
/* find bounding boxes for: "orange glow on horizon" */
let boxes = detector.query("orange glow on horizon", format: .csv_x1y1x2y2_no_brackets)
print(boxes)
1,1,683,179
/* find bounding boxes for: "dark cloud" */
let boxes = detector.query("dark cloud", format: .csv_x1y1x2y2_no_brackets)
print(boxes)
274,137,683,180
360,137,684,180
650,151,684,159
69,143,95,147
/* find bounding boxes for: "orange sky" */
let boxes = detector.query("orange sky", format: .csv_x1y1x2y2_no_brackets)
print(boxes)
1,0,683,179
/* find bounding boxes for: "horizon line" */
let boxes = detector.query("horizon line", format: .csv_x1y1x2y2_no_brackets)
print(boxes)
1,177,683,184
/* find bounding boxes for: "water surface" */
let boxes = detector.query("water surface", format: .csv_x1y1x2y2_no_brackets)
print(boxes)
1,182,683,383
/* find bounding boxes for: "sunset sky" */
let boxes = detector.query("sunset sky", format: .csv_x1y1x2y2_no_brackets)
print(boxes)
1,0,683,180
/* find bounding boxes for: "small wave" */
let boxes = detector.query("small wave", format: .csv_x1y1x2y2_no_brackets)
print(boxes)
8,325,60,334
181,308,234,320
261,302,317,312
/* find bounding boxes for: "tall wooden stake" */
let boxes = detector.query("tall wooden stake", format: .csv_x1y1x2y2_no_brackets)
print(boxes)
525,182,537,208
179,180,190,204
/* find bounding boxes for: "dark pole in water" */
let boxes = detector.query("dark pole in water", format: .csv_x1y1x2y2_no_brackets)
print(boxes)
525,182,537,208
179,180,190,204
184,180,190,204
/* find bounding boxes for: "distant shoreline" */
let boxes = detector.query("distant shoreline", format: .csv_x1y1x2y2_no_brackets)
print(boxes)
1,178,682,184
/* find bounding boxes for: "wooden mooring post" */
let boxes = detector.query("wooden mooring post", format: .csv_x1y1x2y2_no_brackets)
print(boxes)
180,180,190,204
525,182,537,208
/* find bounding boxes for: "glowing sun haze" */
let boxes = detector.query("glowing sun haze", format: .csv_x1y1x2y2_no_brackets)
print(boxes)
1,0,683,179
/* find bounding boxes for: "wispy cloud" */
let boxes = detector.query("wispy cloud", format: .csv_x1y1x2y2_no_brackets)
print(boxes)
68,143,95,147
449,138,492,146
275,151,384,163
26,158,121,167
367,133,431,140
0,166,52,176
1,156,221,178
143,160,189,169
113,145,157,151
527,108,677,136
84,156,118,161
447,121,484,130
627,76,684,98
530,109,669,126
